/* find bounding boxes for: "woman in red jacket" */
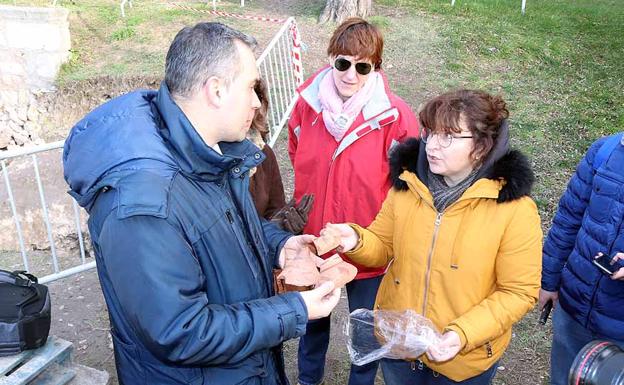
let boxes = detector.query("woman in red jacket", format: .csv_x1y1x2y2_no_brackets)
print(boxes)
288,17,419,385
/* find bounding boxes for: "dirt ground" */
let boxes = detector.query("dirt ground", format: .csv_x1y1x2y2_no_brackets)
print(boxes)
2,1,554,384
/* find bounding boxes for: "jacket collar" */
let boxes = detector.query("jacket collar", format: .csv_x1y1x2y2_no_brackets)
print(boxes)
298,66,392,121
154,83,264,180
390,133,534,204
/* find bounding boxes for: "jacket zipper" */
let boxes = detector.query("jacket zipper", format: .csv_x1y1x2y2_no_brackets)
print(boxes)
221,179,265,281
225,210,234,223
422,212,443,316
485,341,493,357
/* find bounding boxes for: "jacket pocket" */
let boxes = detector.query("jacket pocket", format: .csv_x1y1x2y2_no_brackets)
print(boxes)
484,341,493,358
110,328,146,385
587,172,620,223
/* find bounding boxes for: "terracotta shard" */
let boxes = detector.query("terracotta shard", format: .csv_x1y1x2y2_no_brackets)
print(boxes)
313,226,342,255
318,254,343,272
276,248,319,292
317,254,357,289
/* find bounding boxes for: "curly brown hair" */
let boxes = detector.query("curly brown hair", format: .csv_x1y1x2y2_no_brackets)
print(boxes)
419,89,509,162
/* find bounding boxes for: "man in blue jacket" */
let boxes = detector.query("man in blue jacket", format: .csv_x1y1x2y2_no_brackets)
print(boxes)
63,22,341,385
540,133,624,385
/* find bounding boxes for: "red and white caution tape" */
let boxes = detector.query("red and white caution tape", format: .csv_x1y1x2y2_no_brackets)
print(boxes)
171,3,286,23
289,23,304,86
170,2,305,86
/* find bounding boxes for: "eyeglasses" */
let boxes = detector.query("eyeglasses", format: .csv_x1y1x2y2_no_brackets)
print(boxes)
334,58,373,76
421,129,473,148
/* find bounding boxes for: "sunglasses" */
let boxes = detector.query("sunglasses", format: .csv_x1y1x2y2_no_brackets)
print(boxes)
333,58,373,75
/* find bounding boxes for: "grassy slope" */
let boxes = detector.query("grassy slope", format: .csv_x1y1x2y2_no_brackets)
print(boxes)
377,0,624,219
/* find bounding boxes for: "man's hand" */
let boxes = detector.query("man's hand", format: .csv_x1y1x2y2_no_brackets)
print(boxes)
279,234,316,268
324,223,359,253
299,281,341,320
610,252,624,280
539,289,559,311
426,331,462,362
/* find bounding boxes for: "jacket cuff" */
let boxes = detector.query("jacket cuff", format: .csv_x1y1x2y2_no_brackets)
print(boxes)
268,292,308,340
541,274,561,292
345,224,365,255
444,324,467,351
274,234,293,268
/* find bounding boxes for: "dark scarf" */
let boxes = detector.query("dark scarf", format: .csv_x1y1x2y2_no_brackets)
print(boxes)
427,167,480,212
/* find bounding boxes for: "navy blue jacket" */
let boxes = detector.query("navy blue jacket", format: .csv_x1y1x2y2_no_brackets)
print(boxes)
63,84,308,385
542,134,624,340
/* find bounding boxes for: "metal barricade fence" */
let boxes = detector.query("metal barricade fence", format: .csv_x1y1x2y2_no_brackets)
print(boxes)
0,140,90,284
257,17,303,147
0,17,303,283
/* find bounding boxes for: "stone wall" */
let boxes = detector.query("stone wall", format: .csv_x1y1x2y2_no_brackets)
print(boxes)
0,5,70,149
0,5,77,258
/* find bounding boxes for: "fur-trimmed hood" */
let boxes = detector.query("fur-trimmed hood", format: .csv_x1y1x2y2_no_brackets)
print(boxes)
390,137,535,203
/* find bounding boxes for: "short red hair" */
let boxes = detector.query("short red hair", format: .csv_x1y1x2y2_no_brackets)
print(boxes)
327,18,384,70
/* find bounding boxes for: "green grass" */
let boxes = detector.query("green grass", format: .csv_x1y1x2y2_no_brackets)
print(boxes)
378,0,624,218
110,26,135,41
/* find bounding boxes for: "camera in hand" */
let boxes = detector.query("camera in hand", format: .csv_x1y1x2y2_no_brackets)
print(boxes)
568,341,624,385
539,299,553,325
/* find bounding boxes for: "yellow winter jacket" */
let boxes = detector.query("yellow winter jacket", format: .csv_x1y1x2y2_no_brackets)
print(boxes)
346,140,542,382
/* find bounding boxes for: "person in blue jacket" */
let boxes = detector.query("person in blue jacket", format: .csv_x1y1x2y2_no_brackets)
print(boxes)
63,22,341,385
540,132,624,385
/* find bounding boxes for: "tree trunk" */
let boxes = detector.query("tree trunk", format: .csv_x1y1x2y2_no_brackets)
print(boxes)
318,0,372,24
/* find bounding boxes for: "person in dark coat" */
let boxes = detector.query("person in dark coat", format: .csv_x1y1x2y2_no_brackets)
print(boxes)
540,132,624,385
63,22,341,385
248,78,313,234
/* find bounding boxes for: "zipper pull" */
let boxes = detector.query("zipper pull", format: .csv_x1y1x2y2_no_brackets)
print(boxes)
417,360,424,370
435,212,442,226
225,210,234,224
486,341,493,357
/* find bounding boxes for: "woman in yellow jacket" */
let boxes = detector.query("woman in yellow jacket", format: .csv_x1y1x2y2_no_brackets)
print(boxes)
332,89,542,384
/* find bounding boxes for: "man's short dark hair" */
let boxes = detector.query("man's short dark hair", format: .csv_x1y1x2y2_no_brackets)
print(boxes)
165,22,257,99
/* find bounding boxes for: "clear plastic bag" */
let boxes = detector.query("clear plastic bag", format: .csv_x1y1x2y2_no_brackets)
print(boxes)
345,308,442,366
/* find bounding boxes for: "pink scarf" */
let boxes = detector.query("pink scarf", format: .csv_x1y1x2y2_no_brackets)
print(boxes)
318,70,379,142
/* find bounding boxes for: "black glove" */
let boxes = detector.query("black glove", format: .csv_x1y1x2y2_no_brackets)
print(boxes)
271,194,314,234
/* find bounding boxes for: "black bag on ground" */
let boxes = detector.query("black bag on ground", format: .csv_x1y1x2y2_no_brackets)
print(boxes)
0,270,51,356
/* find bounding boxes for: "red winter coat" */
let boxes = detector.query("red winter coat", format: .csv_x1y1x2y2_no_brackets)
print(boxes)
288,67,420,279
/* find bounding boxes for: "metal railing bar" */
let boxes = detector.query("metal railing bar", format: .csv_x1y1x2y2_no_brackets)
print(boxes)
260,62,278,135
32,154,59,273
1,160,29,271
280,32,295,103
268,94,298,148
0,140,64,161
39,261,96,284
270,44,287,122
255,17,294,65
72,199,87,264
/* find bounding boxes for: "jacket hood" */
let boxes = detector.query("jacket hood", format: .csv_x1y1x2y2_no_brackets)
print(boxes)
63,83,264,210
63,90,176,209
390,121,534,203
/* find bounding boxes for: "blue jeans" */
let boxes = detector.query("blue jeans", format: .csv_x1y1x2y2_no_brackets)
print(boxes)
550,305,624,385
381,358,498,385
297,275,383,385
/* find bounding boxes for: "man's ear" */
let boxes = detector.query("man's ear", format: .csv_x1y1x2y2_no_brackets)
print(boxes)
203,76,223,107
